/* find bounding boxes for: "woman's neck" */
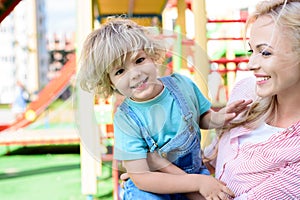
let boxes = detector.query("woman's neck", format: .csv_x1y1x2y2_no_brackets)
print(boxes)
273,93,300,128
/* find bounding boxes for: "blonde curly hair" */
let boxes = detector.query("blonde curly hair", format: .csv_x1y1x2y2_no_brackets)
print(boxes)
78,17,166,99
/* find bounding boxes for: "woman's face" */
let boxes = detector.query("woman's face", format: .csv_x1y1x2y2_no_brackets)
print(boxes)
247,15,300,98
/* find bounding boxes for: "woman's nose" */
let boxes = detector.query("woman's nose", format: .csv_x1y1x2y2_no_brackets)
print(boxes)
247,55,260,71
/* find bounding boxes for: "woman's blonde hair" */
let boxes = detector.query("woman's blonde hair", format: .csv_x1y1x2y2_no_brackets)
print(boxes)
229,0,300,130
204,0,300,163
78,17,166,99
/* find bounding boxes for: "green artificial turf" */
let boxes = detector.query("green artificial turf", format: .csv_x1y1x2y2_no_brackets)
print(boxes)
0,145,113,200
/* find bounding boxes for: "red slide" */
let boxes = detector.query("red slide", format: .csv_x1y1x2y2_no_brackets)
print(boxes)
0,54,76,132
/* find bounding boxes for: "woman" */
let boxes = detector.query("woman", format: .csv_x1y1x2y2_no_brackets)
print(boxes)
206,0,300,199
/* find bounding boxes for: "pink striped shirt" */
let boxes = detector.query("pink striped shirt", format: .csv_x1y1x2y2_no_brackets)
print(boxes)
216,121,300,199
215,77,300,199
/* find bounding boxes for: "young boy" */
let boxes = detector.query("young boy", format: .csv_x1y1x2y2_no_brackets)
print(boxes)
78,17,250,199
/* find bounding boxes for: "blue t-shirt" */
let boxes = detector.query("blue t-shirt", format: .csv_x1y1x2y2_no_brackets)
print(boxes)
113,73,211,160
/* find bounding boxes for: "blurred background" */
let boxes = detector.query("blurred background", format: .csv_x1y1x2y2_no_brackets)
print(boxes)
0,0,260,199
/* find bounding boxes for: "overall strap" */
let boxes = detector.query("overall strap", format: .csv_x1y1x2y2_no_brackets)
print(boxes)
160,75,193,121
119,102,158,152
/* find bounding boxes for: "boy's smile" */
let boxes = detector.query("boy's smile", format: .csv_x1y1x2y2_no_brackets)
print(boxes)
130,77,149,89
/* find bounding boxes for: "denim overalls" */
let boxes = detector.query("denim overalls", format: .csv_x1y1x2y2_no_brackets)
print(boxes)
119,75,209,200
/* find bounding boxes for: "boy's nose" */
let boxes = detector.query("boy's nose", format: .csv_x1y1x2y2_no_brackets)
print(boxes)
129,68,142,80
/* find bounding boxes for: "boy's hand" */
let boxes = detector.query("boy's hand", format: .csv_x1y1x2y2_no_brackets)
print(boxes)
209,99,252,128
224,99,252,121
198,176,235,200
120,172,130,188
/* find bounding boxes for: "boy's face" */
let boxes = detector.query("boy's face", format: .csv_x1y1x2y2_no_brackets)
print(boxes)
109,50,163,102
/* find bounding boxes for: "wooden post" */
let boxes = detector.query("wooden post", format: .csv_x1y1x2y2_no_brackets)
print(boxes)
175,0,187,71
176,0,186,35
77,0,101,197
192,0,211,147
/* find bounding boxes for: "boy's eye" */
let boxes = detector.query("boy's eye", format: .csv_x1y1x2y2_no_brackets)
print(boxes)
115,68,125,76
136,57,145,64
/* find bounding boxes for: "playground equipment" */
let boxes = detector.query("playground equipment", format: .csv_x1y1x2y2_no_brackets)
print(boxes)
0,54,76,132
207,18,251,105
95,0,168,25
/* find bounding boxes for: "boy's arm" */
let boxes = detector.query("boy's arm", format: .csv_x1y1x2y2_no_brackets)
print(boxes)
121,152,204,199
146,152,205,199
124,158,199,194
199,99,252,129
125,159,195,193
123,155,235,199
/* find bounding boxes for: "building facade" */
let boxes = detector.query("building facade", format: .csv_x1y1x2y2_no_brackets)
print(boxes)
0,0,48,104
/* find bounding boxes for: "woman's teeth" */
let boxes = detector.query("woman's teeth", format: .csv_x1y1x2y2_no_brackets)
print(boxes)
256,76,270,82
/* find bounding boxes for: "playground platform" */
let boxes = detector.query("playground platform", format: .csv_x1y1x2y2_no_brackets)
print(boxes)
0,128,79,146
0,100,80,146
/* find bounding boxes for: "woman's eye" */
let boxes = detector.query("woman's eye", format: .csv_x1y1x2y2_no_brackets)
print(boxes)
136,57,145,64
261,51,271,56
115,68,124,76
